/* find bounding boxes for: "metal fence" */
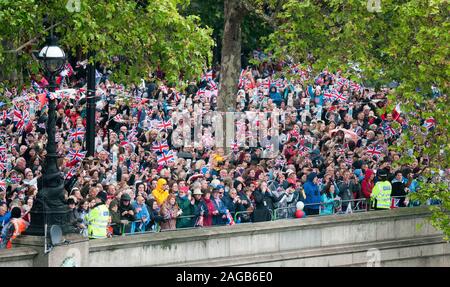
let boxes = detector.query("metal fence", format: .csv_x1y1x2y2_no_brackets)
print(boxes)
104,196,436,237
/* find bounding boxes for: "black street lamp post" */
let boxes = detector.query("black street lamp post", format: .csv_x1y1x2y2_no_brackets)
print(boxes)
26,36,73,235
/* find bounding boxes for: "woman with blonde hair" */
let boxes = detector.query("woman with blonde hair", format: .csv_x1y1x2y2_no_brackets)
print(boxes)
160,194,181,230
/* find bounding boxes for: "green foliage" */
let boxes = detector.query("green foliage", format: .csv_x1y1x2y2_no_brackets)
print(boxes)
183,0,274,66
0,0,214,85
265,0,449,238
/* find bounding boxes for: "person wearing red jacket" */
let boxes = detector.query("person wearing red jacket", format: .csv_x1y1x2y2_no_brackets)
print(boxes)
361,169,375,199
202,189,216,227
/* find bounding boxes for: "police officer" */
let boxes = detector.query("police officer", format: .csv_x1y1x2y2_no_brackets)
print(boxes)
371,169,392,210
86,191,110,239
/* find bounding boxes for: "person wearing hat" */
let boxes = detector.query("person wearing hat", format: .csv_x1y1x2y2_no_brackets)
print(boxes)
118,193,136,227
0,207,29,249
191,188,208,227
370,169,392,210
85,191,109,239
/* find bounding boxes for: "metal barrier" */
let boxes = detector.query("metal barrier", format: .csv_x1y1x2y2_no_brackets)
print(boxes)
234,210,254,223
335,198,370,214
272,206,297,220
103,197,434,238
390,195,409,208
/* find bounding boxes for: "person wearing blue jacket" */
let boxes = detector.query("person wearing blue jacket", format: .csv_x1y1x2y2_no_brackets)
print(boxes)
131,195,150,232
269,85,282,107
303,172,321,215
320,184,337,215
211,189,228,225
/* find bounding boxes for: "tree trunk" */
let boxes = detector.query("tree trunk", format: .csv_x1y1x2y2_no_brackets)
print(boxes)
217,0,246,150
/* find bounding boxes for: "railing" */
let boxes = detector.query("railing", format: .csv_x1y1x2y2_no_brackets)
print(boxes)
334,198,370,214
390,195,409,208
234,210,253,223
272,205,301,220
99,197,436,238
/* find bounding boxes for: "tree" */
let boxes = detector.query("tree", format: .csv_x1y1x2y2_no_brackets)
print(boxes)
263,0,449,238
0,0,214,85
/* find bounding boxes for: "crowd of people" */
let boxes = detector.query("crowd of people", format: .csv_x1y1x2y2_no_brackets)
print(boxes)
0,56,446,245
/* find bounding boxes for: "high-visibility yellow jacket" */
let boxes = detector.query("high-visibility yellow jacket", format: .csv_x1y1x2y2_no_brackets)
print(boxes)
152,178,169,206
86,204,109,239
371,181,392,209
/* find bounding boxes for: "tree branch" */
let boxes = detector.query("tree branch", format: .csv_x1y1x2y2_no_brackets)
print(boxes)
240,0,278,28
3,21,64,54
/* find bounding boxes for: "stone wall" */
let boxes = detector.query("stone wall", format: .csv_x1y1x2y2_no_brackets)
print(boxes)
88,207,448,267
1,207,448,267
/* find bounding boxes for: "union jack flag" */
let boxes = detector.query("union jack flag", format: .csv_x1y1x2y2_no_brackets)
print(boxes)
113,114,124,123
262,78,271,91
383,124,397,138
127,129,138,142
157,150,176,166
202,70,213,81
207,79,218,90
65,165,79,180
196,88,206,97
238,69,246,88
27,93,40,106
344,157,353,166
275,158,286,166
391,197,401,208
0,145,7,155
152,140,170,153
174,92,182,102
37,123,46,130
66,149,87,162
0,179,6,192
46,91,58,101
323,91,335,102
298,145,311,156
336,147,346,156
63,116,72,129
366,145,383,160
13,109,29,131
156,119,173,131
423,117,436,130
336,78,349,89
1,110,11,121
274,78,284,89
0,161,5,172
350,81,361,92
226,210,235,226
335,92,348,103
69,128,85,142
55,132,62,143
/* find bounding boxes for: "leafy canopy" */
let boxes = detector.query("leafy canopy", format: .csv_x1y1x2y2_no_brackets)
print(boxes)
0,0,214,84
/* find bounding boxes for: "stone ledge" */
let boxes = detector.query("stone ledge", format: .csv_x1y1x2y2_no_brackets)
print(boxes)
0,247,38,262
90,207,434,252
158,235,447,267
